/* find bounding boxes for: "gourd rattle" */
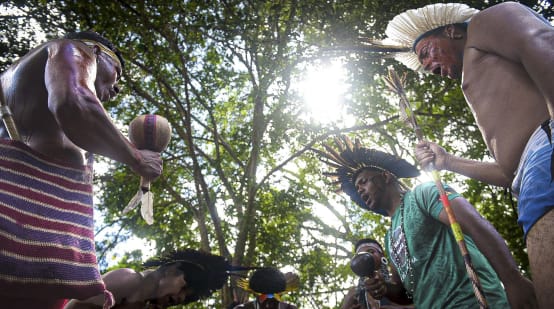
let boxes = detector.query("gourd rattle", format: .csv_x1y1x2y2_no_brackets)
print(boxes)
122,114,171,224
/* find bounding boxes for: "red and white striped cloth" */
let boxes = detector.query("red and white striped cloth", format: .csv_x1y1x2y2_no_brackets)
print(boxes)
0,139,110,304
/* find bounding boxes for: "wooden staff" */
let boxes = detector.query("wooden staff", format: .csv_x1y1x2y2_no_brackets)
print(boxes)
384,68,488,309
0,84,21,141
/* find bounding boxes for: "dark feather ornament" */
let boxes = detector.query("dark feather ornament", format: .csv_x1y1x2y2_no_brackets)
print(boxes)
315,135,419,212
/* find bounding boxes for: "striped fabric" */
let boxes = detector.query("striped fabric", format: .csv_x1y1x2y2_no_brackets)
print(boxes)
0,139,106,300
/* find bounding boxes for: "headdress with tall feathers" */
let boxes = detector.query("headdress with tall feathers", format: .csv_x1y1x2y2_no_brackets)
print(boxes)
358,3,479,71
313,135,419,214
237,267,299,301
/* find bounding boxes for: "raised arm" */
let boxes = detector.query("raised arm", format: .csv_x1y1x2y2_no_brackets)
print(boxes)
45,40,161,181
438,196,537,308
415,141,513,187
468,2,554,118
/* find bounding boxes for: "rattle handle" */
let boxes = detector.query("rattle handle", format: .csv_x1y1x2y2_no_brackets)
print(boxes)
140,177,151,192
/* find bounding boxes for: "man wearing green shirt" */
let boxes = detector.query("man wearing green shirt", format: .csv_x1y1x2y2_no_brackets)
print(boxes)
319,136,536,308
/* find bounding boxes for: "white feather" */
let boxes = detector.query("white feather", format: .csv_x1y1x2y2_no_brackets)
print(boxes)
141,191,154,225
122,190,142,215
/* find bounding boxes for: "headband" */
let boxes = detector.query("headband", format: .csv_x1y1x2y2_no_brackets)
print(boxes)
79,39,122,69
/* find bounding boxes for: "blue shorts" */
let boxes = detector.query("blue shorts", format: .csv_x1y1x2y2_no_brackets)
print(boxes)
512,120,554,238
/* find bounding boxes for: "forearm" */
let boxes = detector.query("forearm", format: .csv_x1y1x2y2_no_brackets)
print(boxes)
467,220,521,286
64,299,102,309
444,155,512,187
52,94,140,169
447,199,523,291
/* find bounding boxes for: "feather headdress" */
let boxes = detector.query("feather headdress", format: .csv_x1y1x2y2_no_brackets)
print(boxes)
360,3,479,71
237,268,299,299
313,135,419,213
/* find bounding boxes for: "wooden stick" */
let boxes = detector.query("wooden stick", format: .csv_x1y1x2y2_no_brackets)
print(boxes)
384,68,488,309
0,84,21,141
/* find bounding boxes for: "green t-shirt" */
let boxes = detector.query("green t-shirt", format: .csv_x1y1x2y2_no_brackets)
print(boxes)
385,182,509,308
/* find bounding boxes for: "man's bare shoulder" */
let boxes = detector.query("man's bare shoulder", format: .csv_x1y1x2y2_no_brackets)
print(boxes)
475,2,529,20
103,268,143,287
470,1,542,33
465,2,541,60
44,38,95,57
3,39,85,72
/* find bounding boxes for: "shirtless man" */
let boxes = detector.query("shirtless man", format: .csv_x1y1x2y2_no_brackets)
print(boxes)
0,31,161,175
65,249,231,309
0,31,162,308
374,2,551,307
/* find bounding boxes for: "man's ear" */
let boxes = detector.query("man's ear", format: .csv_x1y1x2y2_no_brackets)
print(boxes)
382,171,394,184
444,24,463,40
91,45,102,60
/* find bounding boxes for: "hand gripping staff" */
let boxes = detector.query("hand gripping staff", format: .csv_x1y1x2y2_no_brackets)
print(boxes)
122,114,171,225
384,68,488,309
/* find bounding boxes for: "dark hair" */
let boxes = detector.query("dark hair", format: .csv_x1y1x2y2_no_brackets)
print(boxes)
412,22,469,51
63,30,125,68
144,249,230,304
354,238,383,253
249,267,286,294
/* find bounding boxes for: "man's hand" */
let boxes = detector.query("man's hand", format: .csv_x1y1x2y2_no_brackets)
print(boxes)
363,271,387,300
414,141,449,171
131,149,163,183
340,286,363,309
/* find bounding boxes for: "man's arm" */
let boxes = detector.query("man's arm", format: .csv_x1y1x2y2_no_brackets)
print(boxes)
415,141,513,187
468,2,554,118
340,287,361,309
438,196,537,308
362,266,413,305
44,40,161,181
65,269,144,309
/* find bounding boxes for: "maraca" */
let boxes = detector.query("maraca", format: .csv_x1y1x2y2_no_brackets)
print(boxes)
122,114,171,224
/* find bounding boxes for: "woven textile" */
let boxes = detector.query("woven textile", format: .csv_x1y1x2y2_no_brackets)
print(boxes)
0,139,106,300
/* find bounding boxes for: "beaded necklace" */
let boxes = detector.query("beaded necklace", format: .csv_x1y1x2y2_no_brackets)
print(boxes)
391,197,416,298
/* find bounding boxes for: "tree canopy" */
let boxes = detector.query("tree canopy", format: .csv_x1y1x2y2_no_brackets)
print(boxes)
1,1,552,308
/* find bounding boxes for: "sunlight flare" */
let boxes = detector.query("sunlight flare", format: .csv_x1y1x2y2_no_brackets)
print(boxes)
299,61,351,124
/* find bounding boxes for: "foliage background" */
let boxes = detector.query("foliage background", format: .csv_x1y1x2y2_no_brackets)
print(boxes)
1,1,552,308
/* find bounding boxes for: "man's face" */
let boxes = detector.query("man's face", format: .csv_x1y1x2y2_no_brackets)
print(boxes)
356,242,383,260
149,263,194,308
94,49,121,102
354,169,384,212
414,32,464,79
350,241,383,277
